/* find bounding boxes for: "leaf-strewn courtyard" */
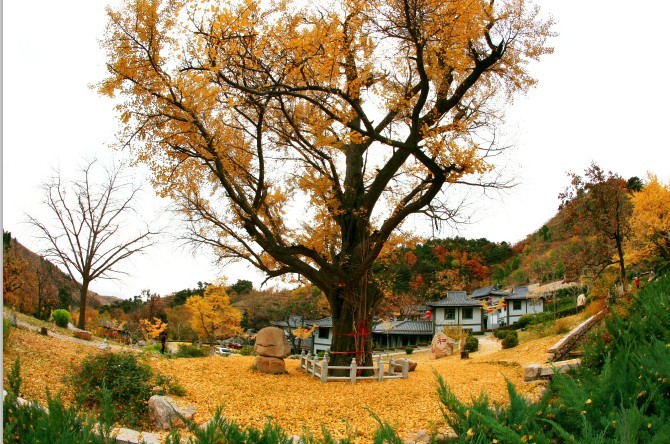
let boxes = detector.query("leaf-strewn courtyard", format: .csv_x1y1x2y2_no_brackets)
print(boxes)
3,322,570,442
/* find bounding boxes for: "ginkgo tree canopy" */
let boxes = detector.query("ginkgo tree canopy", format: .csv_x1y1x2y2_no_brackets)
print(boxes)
101,0,553,364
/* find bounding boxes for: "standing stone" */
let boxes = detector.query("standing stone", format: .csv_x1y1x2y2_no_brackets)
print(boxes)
255,356,287,374
430,332,456,359
254,327,291,358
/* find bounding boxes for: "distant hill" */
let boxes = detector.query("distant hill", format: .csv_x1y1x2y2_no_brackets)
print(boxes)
3,232,123,318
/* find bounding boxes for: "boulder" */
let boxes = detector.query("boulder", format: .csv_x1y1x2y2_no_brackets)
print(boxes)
254,327,291,358
430,332,456,359
393,358,418,372
73,330,92,341
148,395,196,430
256,356,287,374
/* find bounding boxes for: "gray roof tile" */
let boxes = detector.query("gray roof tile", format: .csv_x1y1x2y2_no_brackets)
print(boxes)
372,320,433,335
427,291,482,307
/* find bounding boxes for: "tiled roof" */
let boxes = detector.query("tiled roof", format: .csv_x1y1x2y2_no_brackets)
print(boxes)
470,285,496,299
372,320,433,335
427,291,482,307
314,316,333,328
506,286,545,300
470,285,512,299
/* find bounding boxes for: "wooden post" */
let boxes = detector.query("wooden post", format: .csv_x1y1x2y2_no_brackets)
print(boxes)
389,357,396,376
313,355,319,378
402,358,409,378
306,352,312,372
350,358,357,383
320,355,329,382
40,326,48,336
377,355,384,382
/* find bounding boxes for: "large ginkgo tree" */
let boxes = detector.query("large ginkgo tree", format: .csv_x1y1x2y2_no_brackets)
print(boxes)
101,0,553,367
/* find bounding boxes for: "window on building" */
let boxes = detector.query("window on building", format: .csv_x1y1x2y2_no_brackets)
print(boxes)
445,308,455,320
513,300,522,311
462,307,473,320
318,327,329,339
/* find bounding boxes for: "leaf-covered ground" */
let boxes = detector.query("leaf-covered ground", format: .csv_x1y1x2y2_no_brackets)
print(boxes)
3,318,582,442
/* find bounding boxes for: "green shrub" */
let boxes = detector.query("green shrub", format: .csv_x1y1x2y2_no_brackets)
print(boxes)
405,346,414,355
175,344,207,358
464,335,479,352
51,309,71,328
516,314,533,328
505,330,518,339
143,343,162,354
240,344,255,356
501,334,518,349
493,329,504,339
3,317,12,344
155,374,187,397
70,352,152,427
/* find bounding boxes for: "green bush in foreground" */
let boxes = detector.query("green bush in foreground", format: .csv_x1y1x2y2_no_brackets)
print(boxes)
70,352,153,427
437,272,670,443
3,358,115,444
51,309,71,328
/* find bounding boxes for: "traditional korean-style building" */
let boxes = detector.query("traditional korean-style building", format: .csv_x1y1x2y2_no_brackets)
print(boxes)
503,286,545,325
426,291,485,333
371,319,433,348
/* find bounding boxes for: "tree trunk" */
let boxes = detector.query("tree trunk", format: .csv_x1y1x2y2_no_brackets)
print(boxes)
616,234,627,295
328,285,377,375
77,281,89,330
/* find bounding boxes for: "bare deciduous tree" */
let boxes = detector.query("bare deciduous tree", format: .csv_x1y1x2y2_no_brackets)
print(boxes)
28,160,157,330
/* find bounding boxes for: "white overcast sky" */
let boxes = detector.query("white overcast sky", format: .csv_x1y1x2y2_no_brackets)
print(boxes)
2,0,670,298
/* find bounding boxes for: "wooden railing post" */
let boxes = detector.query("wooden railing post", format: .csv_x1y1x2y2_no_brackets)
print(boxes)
350,358,357,383
389,357,396,376
306,352,312,373
313,355,319,377
402,358,409,378
377,355,384,382
320,355,329,382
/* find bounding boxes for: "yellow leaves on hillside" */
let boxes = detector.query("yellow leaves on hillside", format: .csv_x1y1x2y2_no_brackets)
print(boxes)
627,174,670,265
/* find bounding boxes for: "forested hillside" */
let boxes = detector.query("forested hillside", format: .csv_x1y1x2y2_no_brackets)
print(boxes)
2,231,120,320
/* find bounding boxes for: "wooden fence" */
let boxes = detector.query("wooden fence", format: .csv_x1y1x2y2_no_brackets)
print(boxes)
299,352,409,382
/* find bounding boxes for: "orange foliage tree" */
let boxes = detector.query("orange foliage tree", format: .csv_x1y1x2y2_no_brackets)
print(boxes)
559,163,634,290
185,284,242,345
101,0,553,367
627,174,670,273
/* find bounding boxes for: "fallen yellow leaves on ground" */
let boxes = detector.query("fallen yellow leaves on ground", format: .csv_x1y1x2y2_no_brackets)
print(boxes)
4,326,566,443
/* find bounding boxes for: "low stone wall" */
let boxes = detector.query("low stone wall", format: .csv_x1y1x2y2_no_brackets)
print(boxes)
523,359,581,382
546,309,606,362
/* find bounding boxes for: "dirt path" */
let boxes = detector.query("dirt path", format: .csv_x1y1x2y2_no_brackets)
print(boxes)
476,332,502,355
4,310,134,352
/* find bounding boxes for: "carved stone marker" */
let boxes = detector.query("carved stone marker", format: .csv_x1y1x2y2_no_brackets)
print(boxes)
430,331,456,359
